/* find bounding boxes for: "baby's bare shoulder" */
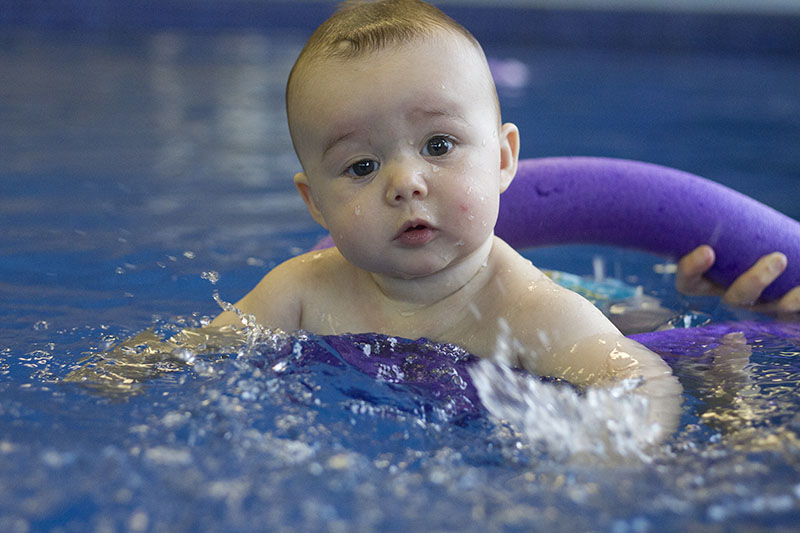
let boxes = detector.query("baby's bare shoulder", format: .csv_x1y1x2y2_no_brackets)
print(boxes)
212,248,348,330
490,242,618,349
258,247,349,296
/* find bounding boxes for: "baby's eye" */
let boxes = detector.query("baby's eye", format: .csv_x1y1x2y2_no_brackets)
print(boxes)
346,159,379,178
422,136,454,157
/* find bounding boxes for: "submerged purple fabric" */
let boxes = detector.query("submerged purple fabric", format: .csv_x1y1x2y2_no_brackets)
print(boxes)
496,157,800,301
251,333,486,419
249,322,799,417
630,320,800,358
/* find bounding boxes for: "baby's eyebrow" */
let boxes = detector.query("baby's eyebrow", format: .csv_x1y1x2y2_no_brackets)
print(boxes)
322,129,364,158
321,107,470,158
413,107,470,126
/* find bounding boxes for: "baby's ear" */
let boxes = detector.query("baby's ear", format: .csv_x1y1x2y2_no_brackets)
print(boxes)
294,173,328,229
498,122,520,193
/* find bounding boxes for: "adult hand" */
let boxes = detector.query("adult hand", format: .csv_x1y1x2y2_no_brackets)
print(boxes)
676,244,800,313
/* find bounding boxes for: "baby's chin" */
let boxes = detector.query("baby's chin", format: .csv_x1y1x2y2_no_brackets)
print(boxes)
367,256,461,281
384,261,455,281
391,253,486,282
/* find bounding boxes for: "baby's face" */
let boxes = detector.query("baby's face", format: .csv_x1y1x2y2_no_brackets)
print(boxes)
291,33,518,280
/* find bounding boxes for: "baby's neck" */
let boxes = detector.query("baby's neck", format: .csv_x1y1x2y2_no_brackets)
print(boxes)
367,236,496,310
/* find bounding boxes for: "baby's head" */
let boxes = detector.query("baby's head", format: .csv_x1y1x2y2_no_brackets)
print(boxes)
286,0,519,279
286,0,502,162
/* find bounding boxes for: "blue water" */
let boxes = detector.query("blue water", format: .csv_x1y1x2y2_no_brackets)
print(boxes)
2,27,800,531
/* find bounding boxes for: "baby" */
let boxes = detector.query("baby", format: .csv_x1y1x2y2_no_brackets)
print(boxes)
211,0,797,437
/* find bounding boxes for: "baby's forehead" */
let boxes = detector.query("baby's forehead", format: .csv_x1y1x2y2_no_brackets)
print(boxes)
292,29,488,92
294,38,497,108
286,30,501,145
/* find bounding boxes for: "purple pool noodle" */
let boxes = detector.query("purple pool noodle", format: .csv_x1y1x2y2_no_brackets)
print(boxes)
495,157,800,301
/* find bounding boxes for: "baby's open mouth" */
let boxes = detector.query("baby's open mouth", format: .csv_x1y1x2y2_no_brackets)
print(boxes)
395,220,435,246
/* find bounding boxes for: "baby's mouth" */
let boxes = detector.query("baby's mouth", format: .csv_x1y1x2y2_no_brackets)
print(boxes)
394,220,436,246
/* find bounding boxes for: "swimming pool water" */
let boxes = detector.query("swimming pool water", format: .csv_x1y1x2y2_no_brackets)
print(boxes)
2,25,800,532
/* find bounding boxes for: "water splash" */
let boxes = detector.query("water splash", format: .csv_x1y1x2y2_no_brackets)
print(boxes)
469,359,660,463
471,320,662,463
202,270,220,284
211,290,266,357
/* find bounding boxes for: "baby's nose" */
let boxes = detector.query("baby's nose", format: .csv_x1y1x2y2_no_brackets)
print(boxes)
386,163,428,204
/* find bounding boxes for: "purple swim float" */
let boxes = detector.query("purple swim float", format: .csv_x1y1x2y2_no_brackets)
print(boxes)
305,157,799,399
496,157,799,301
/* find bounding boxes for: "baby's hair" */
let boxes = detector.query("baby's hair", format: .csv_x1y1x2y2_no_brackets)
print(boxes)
286,0,494,141
296,0,480,59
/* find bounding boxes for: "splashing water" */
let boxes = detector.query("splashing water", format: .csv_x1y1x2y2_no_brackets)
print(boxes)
471,318,662,463
469,359,659,463
8,302,800,530
201,271,220,284
29,271,800,530
211,290,267,357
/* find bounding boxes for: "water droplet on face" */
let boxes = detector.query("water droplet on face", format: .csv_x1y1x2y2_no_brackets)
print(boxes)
482,139,487,146
432,165,440,173
354,205,361,216
468,214,475,221
466,186,473,195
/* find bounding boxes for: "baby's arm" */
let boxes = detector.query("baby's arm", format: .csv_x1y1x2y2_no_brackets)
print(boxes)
677,245,800,313
210,255,306,331
514,282,682,438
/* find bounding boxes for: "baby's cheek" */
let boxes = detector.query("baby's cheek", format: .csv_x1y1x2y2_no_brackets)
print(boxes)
456,199,480,223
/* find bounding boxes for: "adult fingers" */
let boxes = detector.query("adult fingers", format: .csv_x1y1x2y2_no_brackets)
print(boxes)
771,285,800,314
676,245,720,295
722,252,787,307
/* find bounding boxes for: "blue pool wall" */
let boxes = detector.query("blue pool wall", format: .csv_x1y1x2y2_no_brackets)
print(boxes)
4,0,800,56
